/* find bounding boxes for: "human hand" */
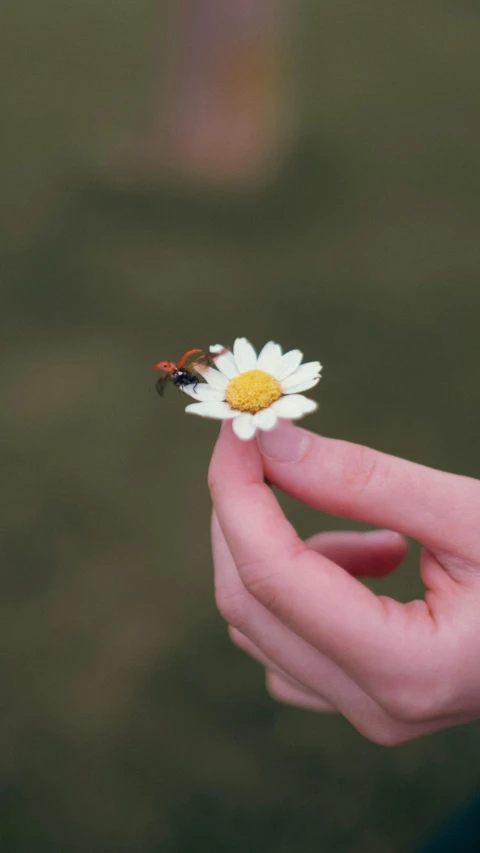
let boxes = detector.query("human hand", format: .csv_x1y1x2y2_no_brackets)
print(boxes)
209,420,480,745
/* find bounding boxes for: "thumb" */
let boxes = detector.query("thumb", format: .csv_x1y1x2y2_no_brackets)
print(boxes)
257,421,480,563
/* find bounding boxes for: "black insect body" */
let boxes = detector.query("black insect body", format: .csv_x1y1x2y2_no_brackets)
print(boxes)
154,348,226,397
171,368,199,393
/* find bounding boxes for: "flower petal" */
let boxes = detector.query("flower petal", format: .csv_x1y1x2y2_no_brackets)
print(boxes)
233,338,257,373
213,350,239,380
181,384,225,402
281,375,320,394
209,344,225,354
185,401,237,419
271,394,318,419
276,349,303,380
257,341,282,375
232,412,257,440
253,408,278,431
291,360,322,377
194,366,229,391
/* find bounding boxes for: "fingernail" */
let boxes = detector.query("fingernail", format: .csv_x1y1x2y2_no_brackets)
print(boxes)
363,530,403,544
257,421,310,463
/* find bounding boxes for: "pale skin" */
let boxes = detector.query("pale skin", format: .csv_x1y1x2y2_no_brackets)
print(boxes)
208,420,480,746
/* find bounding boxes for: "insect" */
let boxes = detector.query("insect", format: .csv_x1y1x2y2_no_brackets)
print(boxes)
154,348,223,397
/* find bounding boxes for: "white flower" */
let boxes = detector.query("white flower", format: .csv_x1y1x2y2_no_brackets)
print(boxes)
182,337,322,441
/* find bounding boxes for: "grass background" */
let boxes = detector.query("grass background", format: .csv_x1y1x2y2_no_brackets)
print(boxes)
1,1,480,850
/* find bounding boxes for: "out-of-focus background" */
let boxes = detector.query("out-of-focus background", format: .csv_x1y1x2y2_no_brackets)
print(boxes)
1,1,480,851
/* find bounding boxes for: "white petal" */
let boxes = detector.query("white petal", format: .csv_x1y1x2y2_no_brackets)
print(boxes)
233,338,257,373
209,344,225,354
194,366,229,391
281,375,320,394
271,394,318,419
276,349,303,380
232,412,257,440
213,350,239,379
253,408,278,431
181,384,225,402
185,401,237,419
291,360,322,377
257,341,282,375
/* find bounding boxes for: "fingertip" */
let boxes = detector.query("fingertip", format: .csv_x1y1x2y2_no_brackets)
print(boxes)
363,529,407,547
220,418,232,436
361,530,408,575
257,420,312,464
306,529,408,578
209,421,233,487
363,530,409,561
210,416,264,489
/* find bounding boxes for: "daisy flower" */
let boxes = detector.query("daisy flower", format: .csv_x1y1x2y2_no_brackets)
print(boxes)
182,337,321,440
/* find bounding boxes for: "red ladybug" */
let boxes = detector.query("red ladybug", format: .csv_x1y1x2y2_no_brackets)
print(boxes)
154,348,221,396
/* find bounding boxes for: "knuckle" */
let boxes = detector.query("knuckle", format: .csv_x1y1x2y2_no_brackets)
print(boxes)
345,444,383,498
238,542,304,611
377,678,444,724
239,560,282,611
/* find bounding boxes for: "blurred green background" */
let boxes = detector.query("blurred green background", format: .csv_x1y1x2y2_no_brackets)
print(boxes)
2,1,480,851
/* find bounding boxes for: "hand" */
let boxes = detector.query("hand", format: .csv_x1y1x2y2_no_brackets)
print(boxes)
208,420,480,745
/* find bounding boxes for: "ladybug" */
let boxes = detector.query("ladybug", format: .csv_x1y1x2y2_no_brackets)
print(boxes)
154,348,221,396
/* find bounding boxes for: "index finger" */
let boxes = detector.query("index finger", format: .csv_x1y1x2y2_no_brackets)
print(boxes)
208,423,409,678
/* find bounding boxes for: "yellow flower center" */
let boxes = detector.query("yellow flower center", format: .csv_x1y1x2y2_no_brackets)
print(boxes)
226,369,282,413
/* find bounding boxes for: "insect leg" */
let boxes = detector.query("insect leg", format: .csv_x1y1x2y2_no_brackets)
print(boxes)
155,376,169,396
189,348,229,372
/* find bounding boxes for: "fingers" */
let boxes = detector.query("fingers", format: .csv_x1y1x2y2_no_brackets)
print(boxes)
266,672,337,712
212,510,391,734
229,627,337,711
306,529,407,577
213,511,474,744
209,424,410,680
256,422,480,562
